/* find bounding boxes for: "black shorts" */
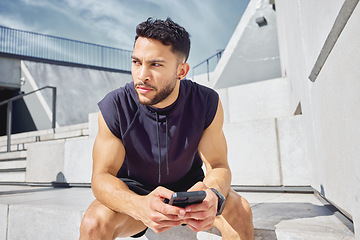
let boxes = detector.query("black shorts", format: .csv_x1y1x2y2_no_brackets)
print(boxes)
120,179,151,238
121,172,205,238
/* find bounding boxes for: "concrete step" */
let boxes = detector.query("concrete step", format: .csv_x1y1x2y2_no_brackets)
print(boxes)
0,187,355,240
0,123,89,153
0,151,27,160
0,151,27,183
0,160,26,170
0,144,27,152
0,172,25,182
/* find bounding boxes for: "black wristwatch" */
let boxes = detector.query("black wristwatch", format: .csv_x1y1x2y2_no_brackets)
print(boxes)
210,188,226,216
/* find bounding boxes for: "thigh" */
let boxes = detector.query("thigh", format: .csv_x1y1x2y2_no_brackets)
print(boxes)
83,199,147,238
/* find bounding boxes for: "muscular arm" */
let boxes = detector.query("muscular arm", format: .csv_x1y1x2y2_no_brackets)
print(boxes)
198,98,231,197
183,98,230,232
91,111,184,233
91,111,142,215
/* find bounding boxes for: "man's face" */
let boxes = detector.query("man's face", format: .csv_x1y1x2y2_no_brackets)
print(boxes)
131,37,181,108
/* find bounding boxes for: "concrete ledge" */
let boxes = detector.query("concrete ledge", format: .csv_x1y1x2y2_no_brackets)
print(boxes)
0,151,27,160
88,112,99,139
224,119,281,185
0,129,53,143
0,172,25,182
64,137,94,183
26,140,65,183
0,122,89,148
25,135,94,184
0,144,27,152
0,160,26,170
40,129,84,141
55,123,89,133
0,136,37,147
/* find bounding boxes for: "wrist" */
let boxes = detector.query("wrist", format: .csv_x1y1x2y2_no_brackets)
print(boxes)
210,188,226,216
125,194,147,221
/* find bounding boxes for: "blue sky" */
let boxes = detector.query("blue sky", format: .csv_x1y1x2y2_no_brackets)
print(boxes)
0,0,249,68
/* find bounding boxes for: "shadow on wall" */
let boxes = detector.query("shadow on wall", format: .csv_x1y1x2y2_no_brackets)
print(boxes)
51,172,70,188
252,202,353,234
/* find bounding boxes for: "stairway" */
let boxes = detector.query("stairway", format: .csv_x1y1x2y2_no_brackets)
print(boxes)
0,122,89,185
0,151,27,183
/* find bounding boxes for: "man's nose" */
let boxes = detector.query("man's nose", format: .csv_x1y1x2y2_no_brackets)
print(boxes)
138,65,150,82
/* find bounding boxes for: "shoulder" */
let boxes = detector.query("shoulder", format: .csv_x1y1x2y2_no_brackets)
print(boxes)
181,79,218,100
181,80,219,129
97,82,137,139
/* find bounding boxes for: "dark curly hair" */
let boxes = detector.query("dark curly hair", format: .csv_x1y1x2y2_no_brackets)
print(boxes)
135,17,191,62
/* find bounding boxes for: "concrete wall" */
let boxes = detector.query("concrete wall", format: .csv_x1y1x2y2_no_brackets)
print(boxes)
211,0,281,89
21,61,132,128
276,0,360,236
276,0,346,112
20,61,55,130
223,115,309,187
217,77,293,123
214,77,309,187
0,57,20,89
26,113,98,185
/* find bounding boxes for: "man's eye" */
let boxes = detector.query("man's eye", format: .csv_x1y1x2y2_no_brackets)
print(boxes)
132,60,140,64
152,63,161,67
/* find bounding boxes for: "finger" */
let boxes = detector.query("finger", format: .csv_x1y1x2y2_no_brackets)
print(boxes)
151,204,186,222
151,219,184,233
183,210,208,220
186,218,214,232
185,199,214,213
161,204,187,217
153,186,174,200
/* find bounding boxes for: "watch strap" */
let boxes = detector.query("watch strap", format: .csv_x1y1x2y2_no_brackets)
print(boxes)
210,188,226,216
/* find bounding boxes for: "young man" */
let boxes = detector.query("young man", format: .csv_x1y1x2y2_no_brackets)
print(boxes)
80,18,254,240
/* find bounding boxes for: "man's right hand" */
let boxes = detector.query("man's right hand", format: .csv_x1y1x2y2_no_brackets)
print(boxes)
136,187,186,233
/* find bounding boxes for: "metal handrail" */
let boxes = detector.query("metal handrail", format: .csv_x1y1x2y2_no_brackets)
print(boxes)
0,86,56,152
0,25,132,72
192,50,224,82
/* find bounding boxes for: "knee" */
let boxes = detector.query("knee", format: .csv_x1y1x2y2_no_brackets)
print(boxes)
239,194,252,217
228,190,253,220
80,212,108,239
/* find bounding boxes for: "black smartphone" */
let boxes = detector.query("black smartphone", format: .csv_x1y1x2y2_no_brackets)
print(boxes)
164,191,206,208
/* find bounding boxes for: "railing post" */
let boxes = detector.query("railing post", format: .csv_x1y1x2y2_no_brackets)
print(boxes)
6,101,12,152
206,59,210,82
52,87,57,132
0,86,58,150
217,51,222,62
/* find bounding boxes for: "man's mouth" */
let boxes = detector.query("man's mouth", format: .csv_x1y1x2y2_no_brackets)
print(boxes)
136,85,154,94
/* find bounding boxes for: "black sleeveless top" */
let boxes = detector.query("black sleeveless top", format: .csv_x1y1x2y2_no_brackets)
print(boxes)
98,79,219,191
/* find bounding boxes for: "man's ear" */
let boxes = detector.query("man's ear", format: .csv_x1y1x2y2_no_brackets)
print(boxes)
177,62,190,80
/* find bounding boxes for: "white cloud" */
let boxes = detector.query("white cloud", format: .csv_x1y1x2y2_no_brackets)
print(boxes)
58,0,139,48
0,15,30,31
1,0,248,67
